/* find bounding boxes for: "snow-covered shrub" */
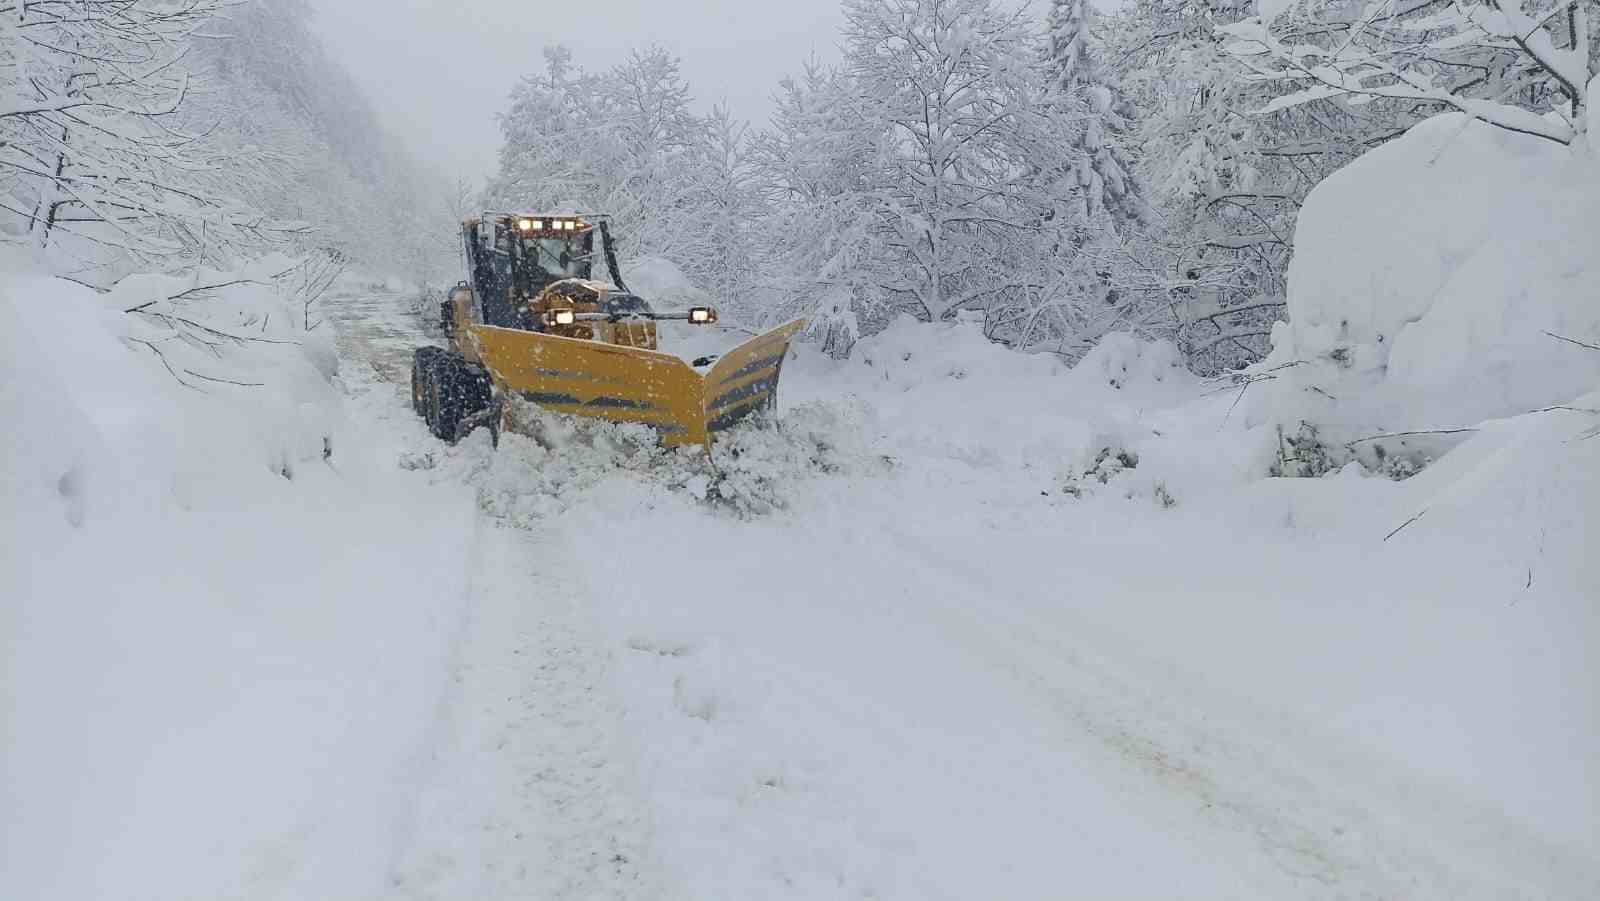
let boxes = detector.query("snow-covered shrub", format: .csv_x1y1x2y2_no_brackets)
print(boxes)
1069,331,1192,402
802,287,861,360
1267,422,1341,479
1059,445,1139,497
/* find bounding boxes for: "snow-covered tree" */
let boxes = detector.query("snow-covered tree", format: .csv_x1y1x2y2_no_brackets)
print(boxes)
838,0,1066,324
747,59,881,354
489,45,719,282
1224,0,1596,146
1,0,445,278
0,0,244,264
694,104,765,320
1044,0,1143,230
743,0,1179,356
1092,0,1438,372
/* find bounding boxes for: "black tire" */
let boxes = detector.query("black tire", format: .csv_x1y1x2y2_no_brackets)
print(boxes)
458,365,492,421
412,346,443,421
429,357,463,442
437,356,494,444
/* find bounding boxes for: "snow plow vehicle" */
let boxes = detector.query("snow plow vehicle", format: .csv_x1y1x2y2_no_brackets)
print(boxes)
411,212,803,447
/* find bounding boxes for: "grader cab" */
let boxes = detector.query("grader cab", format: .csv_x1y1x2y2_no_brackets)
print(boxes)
411,213,803,447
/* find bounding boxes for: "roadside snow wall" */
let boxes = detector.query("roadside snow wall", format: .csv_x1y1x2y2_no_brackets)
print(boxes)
1249,113,1600,443
1,260,474,901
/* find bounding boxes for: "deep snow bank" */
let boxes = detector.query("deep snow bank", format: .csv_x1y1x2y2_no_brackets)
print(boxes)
1,264,474,901
1251,113,1600,443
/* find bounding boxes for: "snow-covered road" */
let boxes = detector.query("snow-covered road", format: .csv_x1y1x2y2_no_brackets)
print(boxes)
327,290,1597,901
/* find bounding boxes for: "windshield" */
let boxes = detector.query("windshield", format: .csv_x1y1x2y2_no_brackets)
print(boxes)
524,237,578,277
515,235,588,279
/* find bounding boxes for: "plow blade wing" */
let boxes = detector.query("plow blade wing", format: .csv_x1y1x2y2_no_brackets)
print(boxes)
467,319,805,447
704,320,806,436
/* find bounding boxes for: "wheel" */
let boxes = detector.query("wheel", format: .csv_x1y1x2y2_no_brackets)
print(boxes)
411,346,443,420
428,357,463,442
459,366,492,420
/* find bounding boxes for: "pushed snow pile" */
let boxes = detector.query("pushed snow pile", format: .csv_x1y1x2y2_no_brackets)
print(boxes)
470,396,883,522
1256,113,1600,443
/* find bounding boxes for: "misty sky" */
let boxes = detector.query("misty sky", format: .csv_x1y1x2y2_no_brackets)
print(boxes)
305,0,848,182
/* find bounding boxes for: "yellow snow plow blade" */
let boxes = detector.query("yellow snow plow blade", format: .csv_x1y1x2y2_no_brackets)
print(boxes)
467,320,805,447
704,320,805,435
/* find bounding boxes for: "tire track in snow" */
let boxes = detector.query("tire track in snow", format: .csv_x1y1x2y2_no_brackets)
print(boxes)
880,526,1597,901
385,522,660,901
329,289,661,901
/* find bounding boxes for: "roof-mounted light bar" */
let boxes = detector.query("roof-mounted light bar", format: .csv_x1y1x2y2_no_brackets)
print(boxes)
509,214,587,234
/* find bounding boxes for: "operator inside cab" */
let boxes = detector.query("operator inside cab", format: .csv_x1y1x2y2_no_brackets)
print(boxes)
470,214,596,332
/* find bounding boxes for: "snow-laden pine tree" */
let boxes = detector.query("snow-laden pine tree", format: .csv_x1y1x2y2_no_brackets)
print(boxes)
1044,0,1143,231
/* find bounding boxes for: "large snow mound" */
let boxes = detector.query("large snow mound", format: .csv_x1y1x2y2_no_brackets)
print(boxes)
1,255,341,524
1253,113,1600,441
1,264,475,901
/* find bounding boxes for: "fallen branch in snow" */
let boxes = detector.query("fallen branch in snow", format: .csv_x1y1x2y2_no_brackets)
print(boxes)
133,310,297,346
182,370,263,387
1530,404,1600,415
123,269,296,313
1384,509,1428,542
1543,331,1600,353
1220,380,1251,429
57,275,110,294
1201,359,1307,393
1349,406,1600,449
1346,427,1480,447
129,338,200,391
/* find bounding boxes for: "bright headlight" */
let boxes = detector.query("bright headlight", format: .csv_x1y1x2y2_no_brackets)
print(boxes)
546,309,576,326
688,307,716,324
